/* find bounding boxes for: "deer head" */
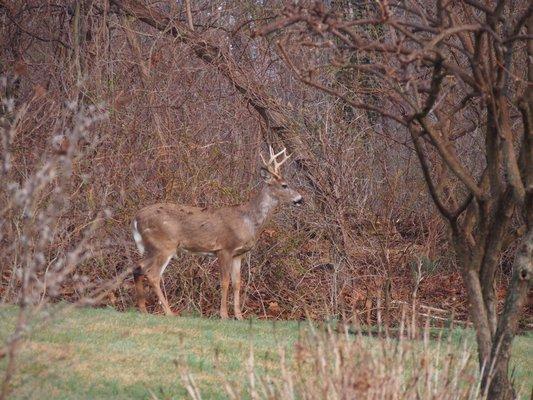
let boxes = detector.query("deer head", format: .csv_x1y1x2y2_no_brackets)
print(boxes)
260,146,303,206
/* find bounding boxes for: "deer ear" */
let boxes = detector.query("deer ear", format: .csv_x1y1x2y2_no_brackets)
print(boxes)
260,167,273,181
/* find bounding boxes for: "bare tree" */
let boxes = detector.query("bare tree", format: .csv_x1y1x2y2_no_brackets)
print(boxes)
251,2,532,398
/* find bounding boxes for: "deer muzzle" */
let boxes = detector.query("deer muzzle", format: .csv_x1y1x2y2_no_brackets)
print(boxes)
293,196,304,206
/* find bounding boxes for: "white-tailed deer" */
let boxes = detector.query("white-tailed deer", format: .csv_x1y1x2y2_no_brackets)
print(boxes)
132,147,303,319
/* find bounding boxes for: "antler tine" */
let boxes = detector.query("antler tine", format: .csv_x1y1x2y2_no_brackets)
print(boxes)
262,146,291,174
269,145,275,160
272,148,291,173
260,152,269,167
272,148,286,160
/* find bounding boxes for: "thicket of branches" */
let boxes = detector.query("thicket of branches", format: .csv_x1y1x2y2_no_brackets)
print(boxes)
251,1,532,397
2,0,460,321
1,1,531,398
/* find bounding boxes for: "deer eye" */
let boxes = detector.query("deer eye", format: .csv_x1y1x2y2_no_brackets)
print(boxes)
281,183,288,189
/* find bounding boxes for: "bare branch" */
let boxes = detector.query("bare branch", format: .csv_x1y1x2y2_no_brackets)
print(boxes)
410,128,455,221
417,117,486,200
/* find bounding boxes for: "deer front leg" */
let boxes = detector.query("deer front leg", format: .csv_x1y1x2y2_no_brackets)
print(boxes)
218,251,231,319
231,256,243,320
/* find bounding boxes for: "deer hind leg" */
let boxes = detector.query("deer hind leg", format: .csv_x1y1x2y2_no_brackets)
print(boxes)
146,253,175,316
218,251,231,319
132,219,148,313
231,256,243,320
133,266,148,313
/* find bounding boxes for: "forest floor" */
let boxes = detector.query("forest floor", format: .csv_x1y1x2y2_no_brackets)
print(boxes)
0,306,531,399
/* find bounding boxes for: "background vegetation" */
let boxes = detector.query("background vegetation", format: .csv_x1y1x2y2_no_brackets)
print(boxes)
2,0,524,324
1,0,531,399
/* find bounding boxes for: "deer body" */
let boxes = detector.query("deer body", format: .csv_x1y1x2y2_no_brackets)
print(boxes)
132,147,302,319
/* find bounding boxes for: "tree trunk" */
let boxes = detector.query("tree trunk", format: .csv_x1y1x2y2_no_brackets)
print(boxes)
451,234,493,363
487,229,532,399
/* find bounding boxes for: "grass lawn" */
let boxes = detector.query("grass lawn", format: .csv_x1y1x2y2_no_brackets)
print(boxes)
0,305,531,399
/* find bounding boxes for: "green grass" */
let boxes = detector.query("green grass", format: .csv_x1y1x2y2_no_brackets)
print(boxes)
0,306,531,399
0,306,301,399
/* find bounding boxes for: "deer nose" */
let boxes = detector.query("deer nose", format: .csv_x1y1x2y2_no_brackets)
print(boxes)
293,196,304,205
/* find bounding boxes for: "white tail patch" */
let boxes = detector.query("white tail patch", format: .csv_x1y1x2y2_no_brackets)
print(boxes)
132,219,145,255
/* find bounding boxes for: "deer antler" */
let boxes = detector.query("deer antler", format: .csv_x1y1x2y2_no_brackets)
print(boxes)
261,146,291,176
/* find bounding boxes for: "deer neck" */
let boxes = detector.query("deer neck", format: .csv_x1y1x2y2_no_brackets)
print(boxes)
246,186,278,230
